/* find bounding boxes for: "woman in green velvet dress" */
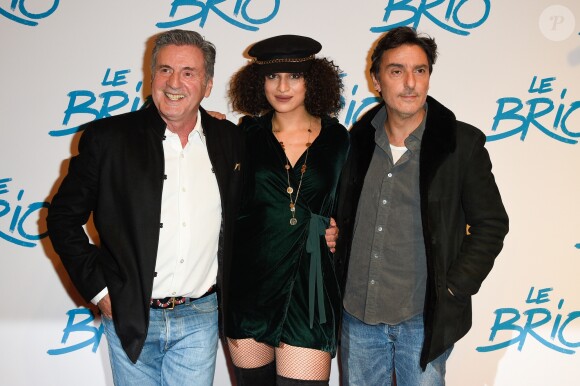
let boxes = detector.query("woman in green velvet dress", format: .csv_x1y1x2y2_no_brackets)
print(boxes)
226,35,349,386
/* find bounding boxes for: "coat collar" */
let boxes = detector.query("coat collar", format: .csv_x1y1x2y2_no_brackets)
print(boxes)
419,96,457,191
143,102,168,138
422,95,456,155
353,95,456,150
351,95,458,191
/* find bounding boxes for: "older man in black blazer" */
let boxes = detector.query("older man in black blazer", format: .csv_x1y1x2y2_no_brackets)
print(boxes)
47,29,243,385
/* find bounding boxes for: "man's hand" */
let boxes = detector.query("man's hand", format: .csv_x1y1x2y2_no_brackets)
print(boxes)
98,294,113,319
325,217,339,253
207,110,226,120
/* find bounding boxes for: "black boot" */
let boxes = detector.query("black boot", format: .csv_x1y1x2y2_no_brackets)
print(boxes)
234,361,276,386
276,375,329,386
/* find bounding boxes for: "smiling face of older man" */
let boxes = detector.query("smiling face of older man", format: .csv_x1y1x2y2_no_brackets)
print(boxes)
151,44,213,134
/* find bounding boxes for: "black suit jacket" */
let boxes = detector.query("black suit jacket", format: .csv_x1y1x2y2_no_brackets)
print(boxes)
47,104,243,362
335,96,509,368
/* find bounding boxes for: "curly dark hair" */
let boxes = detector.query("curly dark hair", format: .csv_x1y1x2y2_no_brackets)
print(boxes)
228,58,344,117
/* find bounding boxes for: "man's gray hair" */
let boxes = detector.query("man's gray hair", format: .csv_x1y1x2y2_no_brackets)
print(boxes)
151,29,216,82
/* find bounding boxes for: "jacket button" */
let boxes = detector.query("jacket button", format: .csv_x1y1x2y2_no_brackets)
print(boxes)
160,223,163,228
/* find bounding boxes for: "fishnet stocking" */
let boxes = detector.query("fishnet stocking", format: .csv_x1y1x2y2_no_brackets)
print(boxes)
275,343,331,381
227,339,331,381
227,338,275,368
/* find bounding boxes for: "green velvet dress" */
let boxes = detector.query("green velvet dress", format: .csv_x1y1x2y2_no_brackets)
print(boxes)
226,112,349,356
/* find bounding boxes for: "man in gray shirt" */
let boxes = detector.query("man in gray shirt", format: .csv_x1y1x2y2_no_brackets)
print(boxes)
335,26,509,385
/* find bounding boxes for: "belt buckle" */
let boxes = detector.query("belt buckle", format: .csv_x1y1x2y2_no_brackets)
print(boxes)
168,297,176,310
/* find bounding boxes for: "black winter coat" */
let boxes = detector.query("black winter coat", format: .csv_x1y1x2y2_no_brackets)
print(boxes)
335,96,509,368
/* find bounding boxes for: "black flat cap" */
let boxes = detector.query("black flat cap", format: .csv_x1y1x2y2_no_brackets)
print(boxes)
248,34,322,73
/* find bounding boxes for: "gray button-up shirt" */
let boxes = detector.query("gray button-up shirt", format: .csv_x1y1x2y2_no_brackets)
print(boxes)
343,105,428,325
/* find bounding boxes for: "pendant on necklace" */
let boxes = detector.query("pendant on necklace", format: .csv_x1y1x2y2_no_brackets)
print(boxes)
290,218,298,226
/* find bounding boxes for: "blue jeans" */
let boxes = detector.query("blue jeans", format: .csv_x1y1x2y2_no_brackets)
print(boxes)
340,310,452,386
102,293,219,386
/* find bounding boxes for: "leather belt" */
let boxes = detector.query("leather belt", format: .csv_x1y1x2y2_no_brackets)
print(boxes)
150,286,215,310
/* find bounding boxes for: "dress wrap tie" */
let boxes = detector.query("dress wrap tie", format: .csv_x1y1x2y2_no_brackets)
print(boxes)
306,213,329,328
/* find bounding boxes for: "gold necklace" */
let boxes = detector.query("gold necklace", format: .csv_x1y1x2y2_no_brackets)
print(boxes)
273,119,312,226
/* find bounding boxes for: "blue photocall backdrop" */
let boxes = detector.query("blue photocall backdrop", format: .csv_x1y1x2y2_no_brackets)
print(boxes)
1,1,578,385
